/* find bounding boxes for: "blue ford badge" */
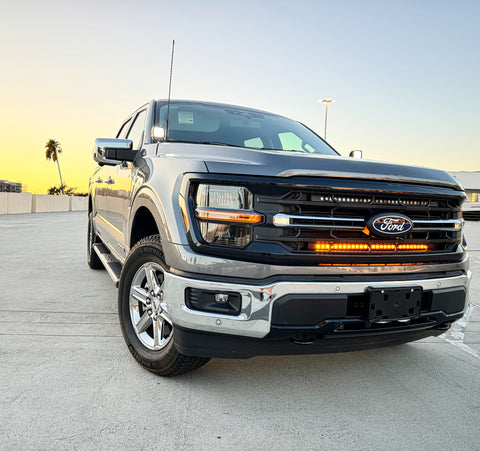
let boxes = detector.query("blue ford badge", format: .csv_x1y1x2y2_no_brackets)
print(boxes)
367,213,413,237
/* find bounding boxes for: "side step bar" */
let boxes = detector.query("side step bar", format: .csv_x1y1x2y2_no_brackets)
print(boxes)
93,243,122,287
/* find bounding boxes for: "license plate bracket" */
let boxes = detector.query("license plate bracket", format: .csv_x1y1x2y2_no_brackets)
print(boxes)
367,286,422,323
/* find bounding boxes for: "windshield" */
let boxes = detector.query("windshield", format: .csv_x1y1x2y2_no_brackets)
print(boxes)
155,102,338,156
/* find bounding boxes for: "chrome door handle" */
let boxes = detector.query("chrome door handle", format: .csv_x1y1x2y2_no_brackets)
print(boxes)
105,177,115,184
95,178,103,183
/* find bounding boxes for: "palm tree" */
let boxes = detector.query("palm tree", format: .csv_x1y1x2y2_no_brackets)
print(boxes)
45,139,64,194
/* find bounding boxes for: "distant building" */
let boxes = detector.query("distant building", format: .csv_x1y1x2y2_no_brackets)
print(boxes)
449,172,480,202
0,180,22,193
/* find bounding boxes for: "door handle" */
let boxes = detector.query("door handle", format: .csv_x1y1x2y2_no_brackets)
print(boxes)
105,177,115,185
95,178,103,183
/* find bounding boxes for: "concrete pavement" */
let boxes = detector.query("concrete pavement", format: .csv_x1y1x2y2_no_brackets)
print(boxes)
0,212,479,450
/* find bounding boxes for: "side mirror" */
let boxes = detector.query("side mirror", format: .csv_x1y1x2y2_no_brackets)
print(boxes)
349,150,363,159
94,138,136,165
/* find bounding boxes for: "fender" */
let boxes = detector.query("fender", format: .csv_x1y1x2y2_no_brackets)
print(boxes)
128,185,169,250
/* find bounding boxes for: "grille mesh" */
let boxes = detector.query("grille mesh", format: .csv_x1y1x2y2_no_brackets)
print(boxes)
254,189,463,257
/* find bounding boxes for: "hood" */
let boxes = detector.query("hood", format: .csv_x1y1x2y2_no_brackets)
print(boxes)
159,143,463,191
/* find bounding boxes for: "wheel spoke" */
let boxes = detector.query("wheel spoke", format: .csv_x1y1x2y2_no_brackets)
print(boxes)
145,265,162,295
136,312,152,334
153,318,164,348
158,311,171,326
131,285,149,306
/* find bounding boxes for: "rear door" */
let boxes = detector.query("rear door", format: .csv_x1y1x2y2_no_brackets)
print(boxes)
94,116,133,256
107,108,148,258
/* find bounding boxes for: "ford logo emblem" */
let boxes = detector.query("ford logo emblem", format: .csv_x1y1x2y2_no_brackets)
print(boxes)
367,213,413,237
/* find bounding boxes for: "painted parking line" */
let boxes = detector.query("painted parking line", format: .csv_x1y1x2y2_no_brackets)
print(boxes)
441,303,480,360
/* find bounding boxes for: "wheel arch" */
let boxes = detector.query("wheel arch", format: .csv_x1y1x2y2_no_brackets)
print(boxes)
128,189,168,250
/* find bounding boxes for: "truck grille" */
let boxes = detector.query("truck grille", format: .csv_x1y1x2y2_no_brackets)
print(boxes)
254,188,463,261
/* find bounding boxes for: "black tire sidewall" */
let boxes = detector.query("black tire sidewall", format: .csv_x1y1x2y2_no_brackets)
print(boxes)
118,238,179,371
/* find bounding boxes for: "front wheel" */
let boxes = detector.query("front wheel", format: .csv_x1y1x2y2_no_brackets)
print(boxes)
118,235,210,376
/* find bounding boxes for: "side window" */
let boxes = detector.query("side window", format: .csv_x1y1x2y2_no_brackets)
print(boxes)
127,110,147,150
117,118,132,139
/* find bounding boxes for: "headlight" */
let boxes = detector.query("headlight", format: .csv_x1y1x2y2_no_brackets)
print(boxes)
194,184,263,247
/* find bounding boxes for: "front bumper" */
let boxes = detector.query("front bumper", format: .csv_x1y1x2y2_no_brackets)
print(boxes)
162,269,472,340
173,324,449,359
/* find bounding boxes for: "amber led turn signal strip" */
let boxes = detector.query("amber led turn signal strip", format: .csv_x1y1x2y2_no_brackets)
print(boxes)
178,196,190,231
195,207,263,224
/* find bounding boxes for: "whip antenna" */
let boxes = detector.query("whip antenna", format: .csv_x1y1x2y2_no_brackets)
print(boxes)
165,39,175,141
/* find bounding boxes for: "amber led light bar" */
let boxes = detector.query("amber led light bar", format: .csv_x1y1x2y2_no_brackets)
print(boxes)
312,242,428,253
195,207,263,224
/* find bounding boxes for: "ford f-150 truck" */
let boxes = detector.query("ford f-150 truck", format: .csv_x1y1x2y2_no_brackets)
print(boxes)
88,99,471,376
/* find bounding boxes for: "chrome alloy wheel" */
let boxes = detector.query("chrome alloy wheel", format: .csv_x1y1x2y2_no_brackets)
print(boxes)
129,262,173,350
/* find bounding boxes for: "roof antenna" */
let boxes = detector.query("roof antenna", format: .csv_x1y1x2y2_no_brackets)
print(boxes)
165,39,175,141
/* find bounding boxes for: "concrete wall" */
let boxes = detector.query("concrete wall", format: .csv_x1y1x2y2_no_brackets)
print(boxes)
0,193,7,214
0,193,87,215
70,196,88,211
0,192,33,214
32,195,69,213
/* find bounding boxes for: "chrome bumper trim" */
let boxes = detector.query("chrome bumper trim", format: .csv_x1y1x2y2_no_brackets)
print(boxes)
162,270,472,339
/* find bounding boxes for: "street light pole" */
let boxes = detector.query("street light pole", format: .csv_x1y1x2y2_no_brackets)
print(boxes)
320,98,335,141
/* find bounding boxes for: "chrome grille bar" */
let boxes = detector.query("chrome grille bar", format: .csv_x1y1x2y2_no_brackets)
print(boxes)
412,219,463,232
273,214,365,230
273,214,463,232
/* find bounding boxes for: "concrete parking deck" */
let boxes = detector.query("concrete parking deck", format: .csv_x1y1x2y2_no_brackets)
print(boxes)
1,212,479,450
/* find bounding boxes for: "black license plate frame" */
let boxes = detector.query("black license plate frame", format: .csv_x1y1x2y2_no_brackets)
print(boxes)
367,286,422,323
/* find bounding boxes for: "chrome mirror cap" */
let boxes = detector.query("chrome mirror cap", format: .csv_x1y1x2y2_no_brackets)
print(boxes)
94,138,134,165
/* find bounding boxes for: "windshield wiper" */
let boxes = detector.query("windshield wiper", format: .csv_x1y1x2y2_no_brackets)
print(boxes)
262,148,306,153
196,141,246,148
166,140,307,153
166,139,246,149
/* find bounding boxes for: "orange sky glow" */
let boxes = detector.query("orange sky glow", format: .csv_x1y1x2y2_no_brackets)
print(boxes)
1,1,479,194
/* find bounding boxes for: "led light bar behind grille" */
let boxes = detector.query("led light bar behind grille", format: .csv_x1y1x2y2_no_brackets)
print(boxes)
311,242,429,253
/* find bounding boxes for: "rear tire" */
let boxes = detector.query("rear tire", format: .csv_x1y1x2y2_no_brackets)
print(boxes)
88,211,104,269
118,235,210,376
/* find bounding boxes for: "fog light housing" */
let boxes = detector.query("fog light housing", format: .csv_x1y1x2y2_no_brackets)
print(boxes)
214,293,229,304
185,288,242,315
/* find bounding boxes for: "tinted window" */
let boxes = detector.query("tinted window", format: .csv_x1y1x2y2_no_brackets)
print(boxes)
155,102,337,155
127,110,147,150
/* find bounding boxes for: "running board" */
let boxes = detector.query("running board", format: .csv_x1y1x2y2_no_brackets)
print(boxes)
93,243,122,287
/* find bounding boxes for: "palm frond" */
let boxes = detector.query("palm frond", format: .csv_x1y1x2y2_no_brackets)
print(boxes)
45,139,62,160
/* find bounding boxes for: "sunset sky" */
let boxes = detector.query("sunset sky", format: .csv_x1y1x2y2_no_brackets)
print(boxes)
1,0,479,194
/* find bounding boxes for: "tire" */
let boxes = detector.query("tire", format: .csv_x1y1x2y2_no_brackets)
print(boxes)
88,211,104,269
118,235,210,376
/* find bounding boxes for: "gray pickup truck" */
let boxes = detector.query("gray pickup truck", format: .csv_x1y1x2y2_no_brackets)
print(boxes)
88,99,471,376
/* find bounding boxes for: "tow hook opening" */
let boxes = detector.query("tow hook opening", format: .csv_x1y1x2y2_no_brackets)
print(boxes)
291,334,317,345
434,322,451,331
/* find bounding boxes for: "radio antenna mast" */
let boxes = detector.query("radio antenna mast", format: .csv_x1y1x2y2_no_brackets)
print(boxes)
165,39,175,141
